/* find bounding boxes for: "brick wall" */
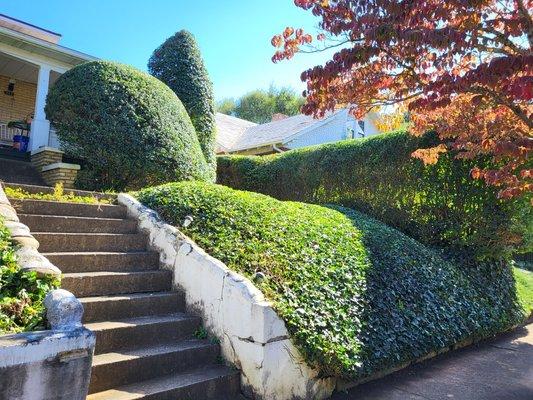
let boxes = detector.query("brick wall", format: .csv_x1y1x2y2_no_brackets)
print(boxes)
41,164,79,188
31,148,63,170
0,75,36,122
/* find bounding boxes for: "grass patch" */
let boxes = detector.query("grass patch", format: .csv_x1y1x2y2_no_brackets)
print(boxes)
514,266,533,317
5,183,113,204
0,219,60,333
137,182,525,380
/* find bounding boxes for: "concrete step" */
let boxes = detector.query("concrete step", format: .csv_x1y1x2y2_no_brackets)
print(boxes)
33,232,147,252
81,292,185,323
85,313,201,355
89,340,220,394
86,365,240,400
18,214,137,234
43,251,160,273
9,199,126,218
0,159,46,186
3,182,116,202
62,270,172,297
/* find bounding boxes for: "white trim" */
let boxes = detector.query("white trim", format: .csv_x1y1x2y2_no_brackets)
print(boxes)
41,162,80,172
0,25,95,65
0,41,69,73
31,146,64,156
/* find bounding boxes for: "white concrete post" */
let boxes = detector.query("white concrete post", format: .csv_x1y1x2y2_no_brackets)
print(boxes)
29,64,51,152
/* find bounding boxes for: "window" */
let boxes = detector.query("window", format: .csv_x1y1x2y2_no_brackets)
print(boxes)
356,120,365,137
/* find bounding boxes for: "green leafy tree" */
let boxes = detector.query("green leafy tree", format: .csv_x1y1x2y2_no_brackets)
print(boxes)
234,90,275,123
148,30,216,171
229,86,305,123
46,61,212,191
216,98,237,116
270,86,305,117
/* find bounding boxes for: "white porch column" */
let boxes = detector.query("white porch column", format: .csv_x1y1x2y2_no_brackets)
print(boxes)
29,65,51,152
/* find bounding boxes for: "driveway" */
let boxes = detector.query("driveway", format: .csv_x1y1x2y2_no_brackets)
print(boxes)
331,322,533,400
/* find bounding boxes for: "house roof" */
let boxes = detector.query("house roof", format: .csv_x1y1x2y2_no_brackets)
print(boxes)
0,14,61,44
215,113,257,152
0,15,96,68
215,110,343,153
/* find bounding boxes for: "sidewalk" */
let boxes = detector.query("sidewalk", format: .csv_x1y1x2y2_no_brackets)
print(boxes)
331,322,533,400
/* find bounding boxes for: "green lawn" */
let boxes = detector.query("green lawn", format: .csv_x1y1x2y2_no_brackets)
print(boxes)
514,267,533,317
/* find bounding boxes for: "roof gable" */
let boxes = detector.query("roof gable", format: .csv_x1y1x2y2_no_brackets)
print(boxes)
216,110,349,152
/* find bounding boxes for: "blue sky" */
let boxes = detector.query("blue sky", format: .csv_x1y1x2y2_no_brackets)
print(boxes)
0,0,331,101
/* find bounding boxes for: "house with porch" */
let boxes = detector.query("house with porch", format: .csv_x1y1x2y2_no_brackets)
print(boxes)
215,108,380,156
0,14,96,186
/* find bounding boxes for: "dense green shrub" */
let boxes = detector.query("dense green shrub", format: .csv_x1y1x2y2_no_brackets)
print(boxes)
137,182,524,379
0,220,59,333
148,30,217,171
217,131,532,261
46,61,212,191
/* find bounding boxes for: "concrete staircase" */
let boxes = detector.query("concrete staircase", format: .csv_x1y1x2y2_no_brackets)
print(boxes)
10,193,241,400
0,158,46,186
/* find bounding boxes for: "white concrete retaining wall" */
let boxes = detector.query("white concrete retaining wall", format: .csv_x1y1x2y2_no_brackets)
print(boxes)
118,193,335,400
0,328,95,400
0,182,94,400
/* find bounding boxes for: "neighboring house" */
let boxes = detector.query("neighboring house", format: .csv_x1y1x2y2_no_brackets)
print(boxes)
215,108,380,156
0,14,96,152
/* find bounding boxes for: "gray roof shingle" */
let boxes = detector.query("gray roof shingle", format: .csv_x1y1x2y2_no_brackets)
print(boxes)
215,111,339,153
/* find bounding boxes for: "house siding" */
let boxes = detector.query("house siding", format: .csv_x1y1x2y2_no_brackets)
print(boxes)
285,110,380,150
0,74,36,123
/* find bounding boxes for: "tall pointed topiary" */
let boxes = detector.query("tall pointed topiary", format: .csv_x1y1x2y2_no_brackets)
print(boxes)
148,30,216,172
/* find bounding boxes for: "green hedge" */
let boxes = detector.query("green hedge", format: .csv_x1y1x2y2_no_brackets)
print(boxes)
0,219,59,333
148,30,217,171
46,61,213,191
217,131,532,261
136,182,524,379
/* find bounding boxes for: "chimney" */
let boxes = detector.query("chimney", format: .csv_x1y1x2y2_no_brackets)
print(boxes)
271,113,288,122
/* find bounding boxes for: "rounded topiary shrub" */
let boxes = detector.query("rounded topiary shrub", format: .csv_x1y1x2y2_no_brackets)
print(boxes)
45,61,213,191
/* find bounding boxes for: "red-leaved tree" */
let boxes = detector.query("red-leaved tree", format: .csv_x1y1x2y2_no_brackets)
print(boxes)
272,0,532,200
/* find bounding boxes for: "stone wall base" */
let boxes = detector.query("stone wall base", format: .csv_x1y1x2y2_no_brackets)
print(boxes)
41,163,80,188
31,147,63,170
30,148,81,188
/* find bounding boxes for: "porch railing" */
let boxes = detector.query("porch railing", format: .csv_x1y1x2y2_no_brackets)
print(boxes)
0,121,19,146
0,121,61,150
48,126,61,149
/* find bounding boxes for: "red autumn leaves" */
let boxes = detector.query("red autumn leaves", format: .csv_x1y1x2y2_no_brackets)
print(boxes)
271,0,532,200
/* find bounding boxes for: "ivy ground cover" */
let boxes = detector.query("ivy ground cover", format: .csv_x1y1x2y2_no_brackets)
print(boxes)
0,219,59,334
137,182,526,380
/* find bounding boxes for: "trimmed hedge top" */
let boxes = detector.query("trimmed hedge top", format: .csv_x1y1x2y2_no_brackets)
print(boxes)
46,61,213,190
0,219,59,333
217,130,532,261
137,182,524,379
149,30,217,171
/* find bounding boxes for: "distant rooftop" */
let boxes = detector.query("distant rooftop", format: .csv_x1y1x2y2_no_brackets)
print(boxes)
0,14,61,44
215,111,343,153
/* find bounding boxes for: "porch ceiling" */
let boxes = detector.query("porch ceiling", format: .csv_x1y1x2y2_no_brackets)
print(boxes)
0,52,61,86
0,51,38,83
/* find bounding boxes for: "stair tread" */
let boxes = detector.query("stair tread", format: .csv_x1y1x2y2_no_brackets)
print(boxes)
42,251,156,256
92,339,215,366
33,232,141,236
64,270,168,278
85,312,198,332
80,291,179,303
86,365,239,400
19,213,130,222
9,198,123,208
